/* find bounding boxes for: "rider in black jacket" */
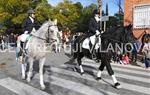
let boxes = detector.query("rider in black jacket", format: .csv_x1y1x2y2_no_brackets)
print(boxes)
88,9,101,37
21,9,40,51
88,9,101,59
22,9,40,34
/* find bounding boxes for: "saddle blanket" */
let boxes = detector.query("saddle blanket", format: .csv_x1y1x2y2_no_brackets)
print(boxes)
82,35,101,50
19,34,30,42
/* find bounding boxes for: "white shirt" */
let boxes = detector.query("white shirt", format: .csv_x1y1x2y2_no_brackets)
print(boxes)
94,16,100,22
29,16,34,23
29,16,36,32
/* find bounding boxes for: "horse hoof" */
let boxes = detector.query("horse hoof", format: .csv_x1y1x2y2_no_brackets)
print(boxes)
114,82,121,89
95,60,100,63
96,77,102,81
40,85,46,90
27,78,30,83
80,72,84,76
21,76,26,80
73,67,77,72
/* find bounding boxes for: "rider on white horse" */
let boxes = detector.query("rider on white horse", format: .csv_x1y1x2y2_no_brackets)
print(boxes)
18,9,40,50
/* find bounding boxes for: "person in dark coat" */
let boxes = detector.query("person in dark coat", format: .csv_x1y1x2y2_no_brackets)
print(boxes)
22,9,40,34
20,9,40,51
88,9,101,37
88,9,101,59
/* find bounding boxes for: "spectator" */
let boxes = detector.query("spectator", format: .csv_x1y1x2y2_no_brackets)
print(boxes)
115,51,123,64
3,34,7,49
0,35,2,50
122,54,130,65
131,38,141,62
9,33,15,47
142,37,150,69
1,34,5,50
14,34,19,47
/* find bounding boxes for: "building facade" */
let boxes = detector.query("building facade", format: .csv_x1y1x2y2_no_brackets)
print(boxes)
124,0,150,38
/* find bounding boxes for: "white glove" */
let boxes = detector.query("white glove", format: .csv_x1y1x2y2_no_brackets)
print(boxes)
24,31,29,34
101,31,104,34
96,30,100,35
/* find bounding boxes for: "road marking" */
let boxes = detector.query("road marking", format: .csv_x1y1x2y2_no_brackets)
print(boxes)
83,59,148,71
0,77,51,95
72,61,150,84
50,65,150,95
82,60,150,76
34,71,119,95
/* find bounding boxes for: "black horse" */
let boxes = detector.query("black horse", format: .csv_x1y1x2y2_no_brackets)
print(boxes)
69,24,135,89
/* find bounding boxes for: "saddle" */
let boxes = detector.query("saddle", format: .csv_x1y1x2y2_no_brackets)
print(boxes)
82,35,101,50
81,35,101,59
17,34,33,56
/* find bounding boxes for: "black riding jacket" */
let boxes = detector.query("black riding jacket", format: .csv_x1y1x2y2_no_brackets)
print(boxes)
22,17,40,34
88,17,101,36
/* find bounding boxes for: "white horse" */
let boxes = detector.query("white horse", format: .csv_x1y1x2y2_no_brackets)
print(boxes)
17,19,58,90
49,23,61,53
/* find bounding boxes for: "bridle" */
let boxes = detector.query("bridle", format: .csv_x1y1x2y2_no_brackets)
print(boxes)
102,27,131,44
30,24,57,41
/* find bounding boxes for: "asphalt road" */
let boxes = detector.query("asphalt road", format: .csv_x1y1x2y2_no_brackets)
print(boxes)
0,49,149,95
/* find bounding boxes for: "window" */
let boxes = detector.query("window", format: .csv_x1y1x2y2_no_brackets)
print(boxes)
133,5,150,28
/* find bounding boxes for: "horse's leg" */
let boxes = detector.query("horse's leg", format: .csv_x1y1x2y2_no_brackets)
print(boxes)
63,42,66,49
97,59,106,80
58,43,61,52
39,57,46,90
19,48,27,80
57,40,61,53
27,57,33,83
55,42,58,53
104,56,121,88
21,63,27,79
77,54,84,75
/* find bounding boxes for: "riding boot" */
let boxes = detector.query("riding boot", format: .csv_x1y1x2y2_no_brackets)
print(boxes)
23,41,28,54
89,39,95,59
91,37,98,60
90,44,97,59
92,50,97,59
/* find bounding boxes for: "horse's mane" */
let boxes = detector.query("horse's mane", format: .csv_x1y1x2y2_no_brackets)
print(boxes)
38,21,48,31
32,21,49,36
102,26,124,38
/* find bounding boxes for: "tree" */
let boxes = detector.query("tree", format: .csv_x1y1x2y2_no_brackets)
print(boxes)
0,0,31,33
74,2,83,15
0,0,53,34
51,0,81,31
35,1,52,23
75,3,97,32
107,16,117,28
114,12,124,22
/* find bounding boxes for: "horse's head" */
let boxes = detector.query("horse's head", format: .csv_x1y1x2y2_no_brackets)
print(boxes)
42,19,59,42
48,19,59,33
123,24,135,43
32,19,58,38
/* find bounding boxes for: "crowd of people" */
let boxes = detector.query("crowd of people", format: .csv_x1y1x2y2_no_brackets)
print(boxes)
111,32,150,69
0,33,18,50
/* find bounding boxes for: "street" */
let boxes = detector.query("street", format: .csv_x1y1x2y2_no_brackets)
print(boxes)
0,50,149,95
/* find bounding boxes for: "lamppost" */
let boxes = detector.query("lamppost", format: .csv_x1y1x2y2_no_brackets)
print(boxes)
98,0,103,30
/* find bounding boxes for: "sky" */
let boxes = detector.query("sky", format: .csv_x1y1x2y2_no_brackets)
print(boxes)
48,0,124,16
